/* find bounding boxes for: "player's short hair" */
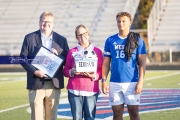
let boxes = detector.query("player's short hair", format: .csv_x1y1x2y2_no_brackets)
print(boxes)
39,12,54,22
116,12,131,21
75,24,90,37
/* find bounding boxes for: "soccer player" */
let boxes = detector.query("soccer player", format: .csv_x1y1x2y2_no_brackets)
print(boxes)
102,12,146,120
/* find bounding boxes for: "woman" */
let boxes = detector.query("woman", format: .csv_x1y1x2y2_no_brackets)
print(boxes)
63,24,103,120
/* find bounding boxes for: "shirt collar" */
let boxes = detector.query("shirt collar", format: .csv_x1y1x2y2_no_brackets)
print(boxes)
118,33,127,39
77,43,94,51
40,31,53,40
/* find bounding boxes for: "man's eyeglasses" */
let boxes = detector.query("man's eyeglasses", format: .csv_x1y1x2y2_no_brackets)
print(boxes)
40,21,53,24
76,32,88,38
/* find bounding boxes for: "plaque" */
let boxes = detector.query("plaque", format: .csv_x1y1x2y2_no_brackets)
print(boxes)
31,46,64,78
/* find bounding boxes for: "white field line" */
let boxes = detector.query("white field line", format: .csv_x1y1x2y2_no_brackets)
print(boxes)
0,93,68,113
0,72,26,83
144,71,180,81
2,70,176,85
0,72,26,75
1,71,179,83
0,104,29,113
0,80,25,84
0,77,26,80
0,71,175,75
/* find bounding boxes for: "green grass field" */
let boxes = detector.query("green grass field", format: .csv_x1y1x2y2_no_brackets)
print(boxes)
0,70,180,120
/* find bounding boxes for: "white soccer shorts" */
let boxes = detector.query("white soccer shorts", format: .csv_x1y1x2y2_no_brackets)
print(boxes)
109,82,140,106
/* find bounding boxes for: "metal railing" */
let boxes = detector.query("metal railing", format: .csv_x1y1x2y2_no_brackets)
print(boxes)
147,0,167,53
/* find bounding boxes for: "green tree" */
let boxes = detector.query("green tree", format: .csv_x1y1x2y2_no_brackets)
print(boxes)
132,0,155,29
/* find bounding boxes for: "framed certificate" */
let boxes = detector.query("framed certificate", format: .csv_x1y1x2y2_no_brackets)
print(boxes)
31,46,64,78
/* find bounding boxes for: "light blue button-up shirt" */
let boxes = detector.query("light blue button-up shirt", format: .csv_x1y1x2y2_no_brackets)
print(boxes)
41,32,53,50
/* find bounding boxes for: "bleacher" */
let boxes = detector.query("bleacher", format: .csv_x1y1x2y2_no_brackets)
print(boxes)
148,0,180,53
0,0,69,55
0,0,139,55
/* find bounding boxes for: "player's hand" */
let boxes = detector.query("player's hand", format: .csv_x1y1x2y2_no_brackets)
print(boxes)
50,48,58,55
34,70,47,78
102,82,109,95
135,81,143,94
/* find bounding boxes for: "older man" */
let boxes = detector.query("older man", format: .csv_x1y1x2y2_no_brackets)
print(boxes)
20,12,69,120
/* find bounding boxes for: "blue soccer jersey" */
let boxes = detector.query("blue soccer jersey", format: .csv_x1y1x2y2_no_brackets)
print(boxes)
104,33,146,83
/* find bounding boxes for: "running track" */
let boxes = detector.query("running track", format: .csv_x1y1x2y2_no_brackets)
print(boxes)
57,89,180,120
